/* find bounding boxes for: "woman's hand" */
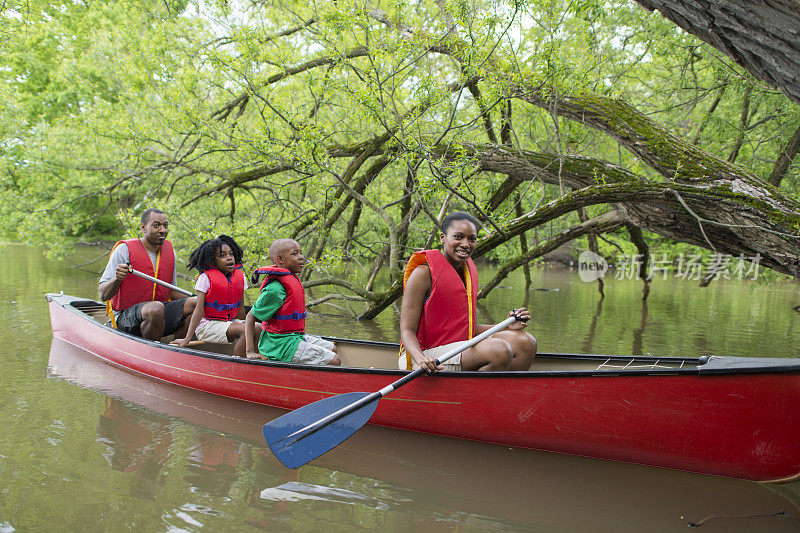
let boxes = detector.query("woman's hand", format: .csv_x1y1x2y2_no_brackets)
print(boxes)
413,352,443,373
508,307,531,330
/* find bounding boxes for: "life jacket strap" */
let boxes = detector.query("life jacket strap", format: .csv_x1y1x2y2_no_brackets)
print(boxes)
251,268,291,285
272,311,307,321
205,300,243,311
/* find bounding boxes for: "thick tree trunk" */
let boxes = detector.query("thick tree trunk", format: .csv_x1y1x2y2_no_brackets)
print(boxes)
429,141,800,278
496,87,800,277
635,0,800,104
626,224,652,300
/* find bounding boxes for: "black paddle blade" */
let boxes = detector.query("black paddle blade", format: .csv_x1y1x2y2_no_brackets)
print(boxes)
263,392,379,469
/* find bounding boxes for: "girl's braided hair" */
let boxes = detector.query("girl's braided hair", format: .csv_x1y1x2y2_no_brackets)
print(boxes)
186,235,244,271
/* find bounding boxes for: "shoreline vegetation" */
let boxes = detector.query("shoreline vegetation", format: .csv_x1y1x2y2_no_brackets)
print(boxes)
4,240,789,289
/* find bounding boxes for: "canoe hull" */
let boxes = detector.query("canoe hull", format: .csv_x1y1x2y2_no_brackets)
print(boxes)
47,294,800,481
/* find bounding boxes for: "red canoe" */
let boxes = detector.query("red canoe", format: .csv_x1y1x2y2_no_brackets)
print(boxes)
47,293,800,481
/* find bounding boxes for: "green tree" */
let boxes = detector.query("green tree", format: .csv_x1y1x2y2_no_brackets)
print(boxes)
2,0,798,317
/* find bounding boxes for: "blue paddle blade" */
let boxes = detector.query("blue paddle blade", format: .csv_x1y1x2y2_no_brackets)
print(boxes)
263,392,379,469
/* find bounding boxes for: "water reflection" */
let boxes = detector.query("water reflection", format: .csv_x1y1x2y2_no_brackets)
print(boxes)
582,298,604,353
632,300,648,356
540,285,649,357
96,398,171,500
96,396,262,502
47,337,800,532
186,432,245,496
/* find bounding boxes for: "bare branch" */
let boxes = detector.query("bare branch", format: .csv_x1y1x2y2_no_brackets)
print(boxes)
479,211,627,298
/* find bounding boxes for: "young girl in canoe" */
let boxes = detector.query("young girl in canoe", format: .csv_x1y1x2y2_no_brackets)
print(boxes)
399,211,537,372
174,235,248,356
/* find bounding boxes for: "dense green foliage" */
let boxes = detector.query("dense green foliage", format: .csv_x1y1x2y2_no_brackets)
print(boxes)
2,0,798,312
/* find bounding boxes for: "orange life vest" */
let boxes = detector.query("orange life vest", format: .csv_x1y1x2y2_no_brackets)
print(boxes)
400,249,478,368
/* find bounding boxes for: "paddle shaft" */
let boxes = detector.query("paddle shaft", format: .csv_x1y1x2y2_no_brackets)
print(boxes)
127,262,195,297
275,315,518,446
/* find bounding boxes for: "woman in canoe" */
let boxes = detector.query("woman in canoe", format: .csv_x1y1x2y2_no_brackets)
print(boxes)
399,211,537,372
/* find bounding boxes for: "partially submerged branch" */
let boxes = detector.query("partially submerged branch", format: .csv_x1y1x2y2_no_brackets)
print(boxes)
478,211,626,299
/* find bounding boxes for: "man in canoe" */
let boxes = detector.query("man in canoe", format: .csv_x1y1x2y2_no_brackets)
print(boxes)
244,239,341,365
99,208,196,341
400,211,537,372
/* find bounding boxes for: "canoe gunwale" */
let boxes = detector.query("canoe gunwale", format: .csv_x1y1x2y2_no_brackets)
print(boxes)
47,293,800,378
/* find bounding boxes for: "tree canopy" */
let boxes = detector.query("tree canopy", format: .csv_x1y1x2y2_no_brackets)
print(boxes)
1,0,798,318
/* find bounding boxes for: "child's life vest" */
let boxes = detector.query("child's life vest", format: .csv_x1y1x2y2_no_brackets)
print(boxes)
203,265,245,321
251,266,306,334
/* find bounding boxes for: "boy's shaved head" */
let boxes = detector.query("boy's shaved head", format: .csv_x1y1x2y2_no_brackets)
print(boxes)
269,239,300,262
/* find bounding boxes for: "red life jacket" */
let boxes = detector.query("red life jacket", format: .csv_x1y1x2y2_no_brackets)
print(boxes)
203,266,245,321
111,238,175,311
251,265,306,334
403,249,478,352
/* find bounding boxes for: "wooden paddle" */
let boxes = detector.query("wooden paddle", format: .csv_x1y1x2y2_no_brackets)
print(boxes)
262,313,521,469
126,261,195,297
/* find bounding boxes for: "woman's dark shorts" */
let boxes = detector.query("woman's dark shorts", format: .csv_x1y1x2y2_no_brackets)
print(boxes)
116,298,189,338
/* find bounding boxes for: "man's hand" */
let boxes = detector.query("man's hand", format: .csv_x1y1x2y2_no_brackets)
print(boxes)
115,262,133,281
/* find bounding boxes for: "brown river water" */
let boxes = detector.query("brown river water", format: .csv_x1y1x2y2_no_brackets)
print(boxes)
2,244,800,531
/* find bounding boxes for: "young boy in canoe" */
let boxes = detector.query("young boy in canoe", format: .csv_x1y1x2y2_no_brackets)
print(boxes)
174,235,248,357
244,239,340,365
